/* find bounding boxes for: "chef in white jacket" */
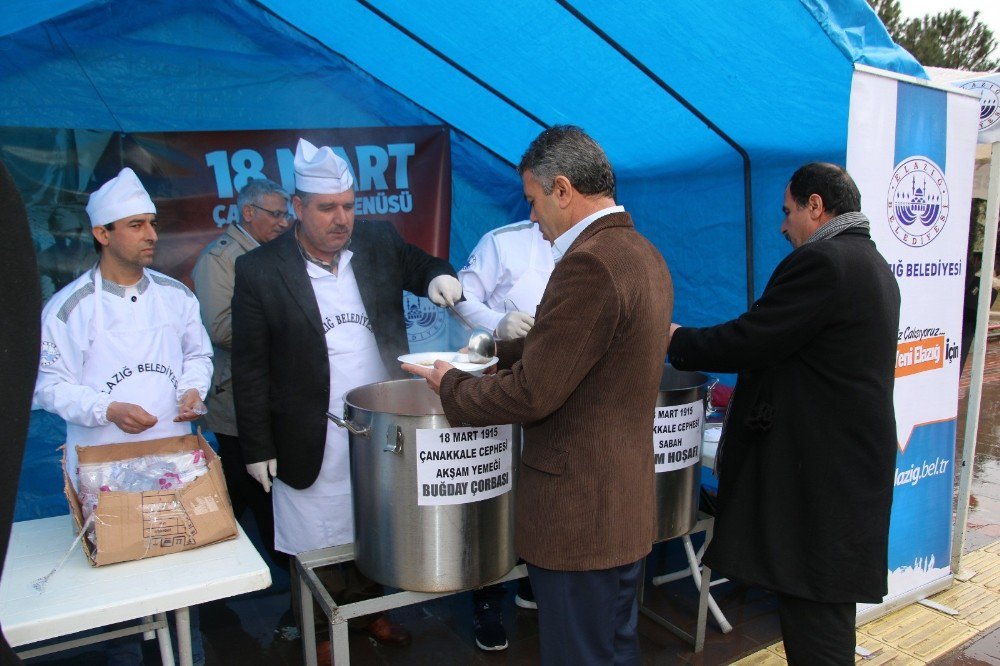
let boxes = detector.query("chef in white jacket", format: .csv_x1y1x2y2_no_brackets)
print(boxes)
454,220,554,340
453,220,553,651
34,167,214,487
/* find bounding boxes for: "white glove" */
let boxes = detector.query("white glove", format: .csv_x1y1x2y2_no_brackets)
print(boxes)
428,275,463,307
246,459,277,493
495,311,535,340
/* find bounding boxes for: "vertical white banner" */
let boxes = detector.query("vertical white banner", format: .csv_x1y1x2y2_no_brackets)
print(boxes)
847,68,980,604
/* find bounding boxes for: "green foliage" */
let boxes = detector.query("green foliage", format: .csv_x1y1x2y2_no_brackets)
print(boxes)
870,0,906,37
868,0,999,71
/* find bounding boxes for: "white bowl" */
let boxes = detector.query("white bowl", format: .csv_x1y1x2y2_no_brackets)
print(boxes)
398,351,499,376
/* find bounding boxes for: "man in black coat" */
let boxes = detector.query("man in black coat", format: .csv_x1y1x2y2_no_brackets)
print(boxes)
231,138,460,647
232,218,457,487
669,163,900,664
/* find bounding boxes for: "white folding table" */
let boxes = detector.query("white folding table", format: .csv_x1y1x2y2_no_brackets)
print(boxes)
0,514,271,665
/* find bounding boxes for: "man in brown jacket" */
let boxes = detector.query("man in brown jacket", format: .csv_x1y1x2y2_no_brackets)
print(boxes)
404,125,673,665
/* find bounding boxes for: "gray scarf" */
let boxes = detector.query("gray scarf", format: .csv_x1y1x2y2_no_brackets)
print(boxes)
803,211,870,246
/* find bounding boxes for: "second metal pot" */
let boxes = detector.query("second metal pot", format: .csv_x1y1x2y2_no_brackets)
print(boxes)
653,365,712,541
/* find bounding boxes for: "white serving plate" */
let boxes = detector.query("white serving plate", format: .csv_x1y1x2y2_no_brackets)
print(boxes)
398,351,499,375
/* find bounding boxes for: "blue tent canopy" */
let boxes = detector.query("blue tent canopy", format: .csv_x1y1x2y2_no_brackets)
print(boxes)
0,0,923,320
0,0,924,517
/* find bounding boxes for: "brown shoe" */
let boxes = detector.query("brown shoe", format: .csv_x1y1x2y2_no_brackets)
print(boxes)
316,639,330,663
365,615,412,646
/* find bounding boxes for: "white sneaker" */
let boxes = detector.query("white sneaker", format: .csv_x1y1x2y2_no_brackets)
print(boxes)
514,593,537,610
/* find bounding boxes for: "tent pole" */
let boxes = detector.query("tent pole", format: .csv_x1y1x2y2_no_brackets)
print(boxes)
253,1,520,169
553,0,756,308
952,141,1000,573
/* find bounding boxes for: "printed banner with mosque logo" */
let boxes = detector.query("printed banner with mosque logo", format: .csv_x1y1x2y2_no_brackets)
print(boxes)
846,68,980,605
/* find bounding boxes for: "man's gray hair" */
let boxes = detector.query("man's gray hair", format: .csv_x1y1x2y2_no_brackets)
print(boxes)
294,189,314,206
237,178,289,217
517,125,616,198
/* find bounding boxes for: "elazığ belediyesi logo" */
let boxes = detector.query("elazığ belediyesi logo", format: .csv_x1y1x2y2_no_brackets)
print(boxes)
404,292,446,344
959,78,1000,133
886,156,950,247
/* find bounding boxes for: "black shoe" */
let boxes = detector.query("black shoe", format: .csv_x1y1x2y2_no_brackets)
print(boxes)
272,607,300,642
473,601,508,651
515,577,537,610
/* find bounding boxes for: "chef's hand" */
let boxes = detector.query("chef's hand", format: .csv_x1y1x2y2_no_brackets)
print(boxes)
401,360,455,395
107,402,158,434
427,275,463,307
246,459,277,493
174,388,207,422
495,311,534,340
667,323,681,350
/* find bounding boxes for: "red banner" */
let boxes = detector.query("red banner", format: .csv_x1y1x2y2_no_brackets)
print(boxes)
124,127,451,287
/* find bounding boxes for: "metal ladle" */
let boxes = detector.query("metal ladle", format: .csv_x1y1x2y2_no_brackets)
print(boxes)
446,304,497,364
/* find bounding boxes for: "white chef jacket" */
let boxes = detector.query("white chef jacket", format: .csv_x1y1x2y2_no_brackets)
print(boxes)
455,221,554,332
33,265,213,483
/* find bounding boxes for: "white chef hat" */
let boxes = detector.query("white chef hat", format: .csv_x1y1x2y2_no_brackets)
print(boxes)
85,167,156,228
294,138,354,194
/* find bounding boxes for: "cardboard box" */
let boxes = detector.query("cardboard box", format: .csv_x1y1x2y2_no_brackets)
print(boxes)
64,432,237,566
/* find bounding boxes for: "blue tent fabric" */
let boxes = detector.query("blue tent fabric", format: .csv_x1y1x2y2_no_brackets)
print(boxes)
0,0,924,519
802,0,927,78
0,0,926,290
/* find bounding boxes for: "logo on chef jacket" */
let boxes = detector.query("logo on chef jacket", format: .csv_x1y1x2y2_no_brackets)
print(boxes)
404,292,446,343
462,255,477,271
40,341,60,367
959,78,1000,132
886,156,949,247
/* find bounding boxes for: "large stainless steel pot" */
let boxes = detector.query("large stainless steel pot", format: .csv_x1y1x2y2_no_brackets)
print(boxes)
654,365,713,541
328,378,520,592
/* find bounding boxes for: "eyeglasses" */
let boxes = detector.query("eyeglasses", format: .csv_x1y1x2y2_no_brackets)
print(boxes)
251,204,294,222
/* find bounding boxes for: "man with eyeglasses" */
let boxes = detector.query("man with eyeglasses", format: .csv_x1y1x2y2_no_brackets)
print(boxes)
191,178,292,589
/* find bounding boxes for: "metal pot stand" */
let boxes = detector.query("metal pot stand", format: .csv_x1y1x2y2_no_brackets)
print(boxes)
294,544,527,665
641,511,733,653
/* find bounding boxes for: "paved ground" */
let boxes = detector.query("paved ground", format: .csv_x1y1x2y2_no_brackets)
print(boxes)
928,338,1000,665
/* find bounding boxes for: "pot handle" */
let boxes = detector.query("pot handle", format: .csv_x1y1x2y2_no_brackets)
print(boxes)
384,426,404,454
704,378,720,419
326,412,371,437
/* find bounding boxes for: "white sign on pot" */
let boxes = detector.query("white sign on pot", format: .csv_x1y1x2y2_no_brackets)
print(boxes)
653,401,703,473
415,424,514,506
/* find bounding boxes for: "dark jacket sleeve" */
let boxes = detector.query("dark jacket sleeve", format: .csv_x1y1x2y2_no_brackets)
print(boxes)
669,246,838,373
231,253,274,463
389,224,456,296
496,337,524,370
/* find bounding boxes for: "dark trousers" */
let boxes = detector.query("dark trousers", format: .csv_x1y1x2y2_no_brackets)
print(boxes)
776,593,856,665
471,563,532,608
215,433,287,570
472,582,507,607
527,559,642,666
